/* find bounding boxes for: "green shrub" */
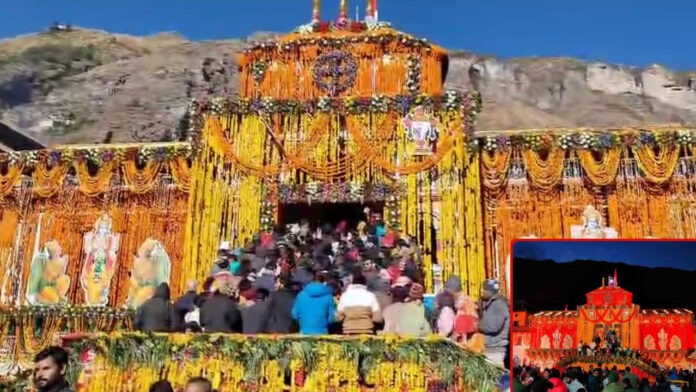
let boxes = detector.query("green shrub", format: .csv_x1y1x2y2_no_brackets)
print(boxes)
21,43,99,67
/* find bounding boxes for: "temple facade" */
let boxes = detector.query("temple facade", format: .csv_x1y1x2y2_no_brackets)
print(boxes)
512,276,696,369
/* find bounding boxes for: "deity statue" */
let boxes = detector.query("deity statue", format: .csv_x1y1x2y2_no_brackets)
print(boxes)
571,205,618,239
80,214,120,306
402,105,438,156
26,240,71,305
126,238,171,308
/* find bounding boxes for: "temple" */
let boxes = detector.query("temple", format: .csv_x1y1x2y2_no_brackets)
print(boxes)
1,0,696,389
512,274,696,375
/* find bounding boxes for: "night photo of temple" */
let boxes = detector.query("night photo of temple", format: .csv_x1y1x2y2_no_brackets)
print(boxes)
512,240,696,381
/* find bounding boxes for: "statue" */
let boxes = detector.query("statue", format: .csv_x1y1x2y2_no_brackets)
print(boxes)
126,238,171,308
402,106,438,156
571,205,618,239
80,214,120,306
26,240,71,305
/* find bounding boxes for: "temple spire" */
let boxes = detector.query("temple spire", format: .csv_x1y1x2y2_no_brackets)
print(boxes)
373,0,378,21
601,277,605,287
365,0,373,20
312,0,321,23
339,0,349,21
614,268,618,287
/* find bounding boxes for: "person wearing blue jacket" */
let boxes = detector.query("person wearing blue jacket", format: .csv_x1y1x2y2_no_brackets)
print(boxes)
291,272,336,335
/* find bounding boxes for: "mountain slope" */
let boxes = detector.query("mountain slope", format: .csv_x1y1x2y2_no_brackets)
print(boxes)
513,259,696,313
0,27,695,146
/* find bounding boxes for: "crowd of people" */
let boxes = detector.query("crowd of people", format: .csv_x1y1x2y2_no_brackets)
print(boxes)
577,331,642,359
133,217,510,366
512,365,694,392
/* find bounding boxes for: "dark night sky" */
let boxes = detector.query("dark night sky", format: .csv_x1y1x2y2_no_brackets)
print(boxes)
512,240,696,271
512,241,696,311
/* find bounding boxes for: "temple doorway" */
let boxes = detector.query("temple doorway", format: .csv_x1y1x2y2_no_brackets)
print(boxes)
278,202,384,228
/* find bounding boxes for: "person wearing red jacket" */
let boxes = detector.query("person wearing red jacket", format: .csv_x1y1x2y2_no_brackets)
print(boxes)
548,369,569,392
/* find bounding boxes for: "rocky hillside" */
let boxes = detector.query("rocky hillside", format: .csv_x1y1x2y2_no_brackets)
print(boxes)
0,27,695,146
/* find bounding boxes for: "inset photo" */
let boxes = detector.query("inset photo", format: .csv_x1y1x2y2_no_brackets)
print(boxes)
511,239,696,385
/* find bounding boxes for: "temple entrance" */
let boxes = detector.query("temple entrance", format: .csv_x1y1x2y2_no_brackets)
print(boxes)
278,202,384,228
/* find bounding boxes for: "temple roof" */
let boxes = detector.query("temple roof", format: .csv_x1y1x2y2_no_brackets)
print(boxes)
585,285,634,307
640,309,693,315
533,311,578,317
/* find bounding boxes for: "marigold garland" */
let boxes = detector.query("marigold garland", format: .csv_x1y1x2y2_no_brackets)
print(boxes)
64,333,505,392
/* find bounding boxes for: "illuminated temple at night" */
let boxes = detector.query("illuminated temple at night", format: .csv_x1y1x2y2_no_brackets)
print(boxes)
512,274,696,374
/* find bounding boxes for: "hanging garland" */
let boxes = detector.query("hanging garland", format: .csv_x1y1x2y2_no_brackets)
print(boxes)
276,182,402,204
579,306,638,323
474,128,696,152
405,54,422,94
0,143,192,199
201,91,473,116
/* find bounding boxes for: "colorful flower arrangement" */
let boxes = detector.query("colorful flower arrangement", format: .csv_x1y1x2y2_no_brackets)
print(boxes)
65,333,505,391
0,370,32,392
294,20,393,35
0,305,135,320
250,61,268,83
260,199,277,232
385,193,401,231
245,30,433,54
472,128,696,152
406,54,422,94
312,51,358,96
198,90,478,116
277,182,401,204
0,142,192,168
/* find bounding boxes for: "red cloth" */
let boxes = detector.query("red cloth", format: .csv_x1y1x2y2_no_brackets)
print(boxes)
382,231,397,248
549,378,569,392
454,314,478,335
386,265,401,282
260,232,274,247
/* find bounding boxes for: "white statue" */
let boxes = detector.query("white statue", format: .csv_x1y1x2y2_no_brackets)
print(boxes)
571,205,618,239
80,214,121,306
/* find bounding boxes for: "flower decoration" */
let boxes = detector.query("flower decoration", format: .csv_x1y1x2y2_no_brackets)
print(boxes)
199,91,471,116
250,61,268,83
469,128,696,152
348,182,364,201
405,55,421,94
312,51,358,96
0,143,192,173
260,199,277,232
275,182,400,204
48,150,63,165
556,134,573,150
676,129,694,146
304,182,321,202
385,193,401,230
293,20,389,35
64,333,505,391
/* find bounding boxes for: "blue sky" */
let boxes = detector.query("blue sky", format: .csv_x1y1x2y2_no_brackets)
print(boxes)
0,0,694,70
513,240,696,271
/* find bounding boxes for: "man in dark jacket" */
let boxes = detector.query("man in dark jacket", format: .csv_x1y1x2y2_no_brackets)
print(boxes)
136,283,173,332
478,278,510,367
241,289,270,334
172,280,199,331
263,274,298,333
199,284,242,333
